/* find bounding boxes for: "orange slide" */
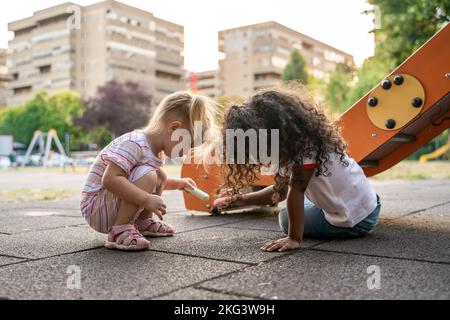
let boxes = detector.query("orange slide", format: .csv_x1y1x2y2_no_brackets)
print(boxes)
181,23,450,214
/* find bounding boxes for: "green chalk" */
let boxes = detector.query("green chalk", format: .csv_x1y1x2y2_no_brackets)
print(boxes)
184,187,210,201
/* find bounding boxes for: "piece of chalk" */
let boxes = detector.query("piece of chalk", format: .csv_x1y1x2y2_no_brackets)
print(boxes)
184,187,210,201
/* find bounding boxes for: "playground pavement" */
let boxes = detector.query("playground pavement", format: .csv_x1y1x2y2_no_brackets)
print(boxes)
0,172,449,300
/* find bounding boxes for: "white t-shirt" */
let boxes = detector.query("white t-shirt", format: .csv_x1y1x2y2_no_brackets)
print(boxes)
303,153,378,228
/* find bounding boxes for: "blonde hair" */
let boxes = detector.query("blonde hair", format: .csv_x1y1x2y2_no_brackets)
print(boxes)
144,91,221,158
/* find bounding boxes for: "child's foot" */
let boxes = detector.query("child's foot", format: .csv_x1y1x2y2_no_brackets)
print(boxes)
136,217,175,237
105,224,150,251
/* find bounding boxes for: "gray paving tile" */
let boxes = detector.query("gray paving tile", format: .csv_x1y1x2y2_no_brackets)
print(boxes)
414,202,450,217
163,212,262,233
0,249,244,299
151,226,321,264
0,214,85,234
0,226,105,259
314,215,450,263
153,288,253,300
0,255,26,267
220,216,281,232
379,199,445,219
200,250,450,299
372,180,450,201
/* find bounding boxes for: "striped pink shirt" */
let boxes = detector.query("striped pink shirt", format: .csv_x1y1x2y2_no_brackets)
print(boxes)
82,131,164,195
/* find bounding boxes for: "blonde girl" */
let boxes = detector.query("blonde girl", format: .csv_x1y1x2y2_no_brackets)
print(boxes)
80,91,218,251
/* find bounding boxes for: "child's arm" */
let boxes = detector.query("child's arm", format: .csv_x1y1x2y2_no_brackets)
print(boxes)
286,167,314,241
261,166,314,252
214,184,289,208
102,162,166,219
151,169,197,195
165,178,196,190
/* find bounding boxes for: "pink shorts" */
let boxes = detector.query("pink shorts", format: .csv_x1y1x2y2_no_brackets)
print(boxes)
80,165,155,234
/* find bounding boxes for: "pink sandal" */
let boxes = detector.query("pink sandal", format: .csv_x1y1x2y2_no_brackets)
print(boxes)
136,218,175,237
105,224,150,251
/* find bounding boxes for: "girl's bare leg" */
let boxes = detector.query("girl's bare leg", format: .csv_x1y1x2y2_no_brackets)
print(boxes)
137,169,167,220
114,172,157,226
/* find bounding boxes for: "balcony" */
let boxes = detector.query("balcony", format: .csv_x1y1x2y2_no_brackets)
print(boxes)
10,77,35,89
253,78,281,89
155,59,183,75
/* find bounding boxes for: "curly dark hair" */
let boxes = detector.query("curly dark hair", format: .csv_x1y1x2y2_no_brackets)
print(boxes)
222,87,348,195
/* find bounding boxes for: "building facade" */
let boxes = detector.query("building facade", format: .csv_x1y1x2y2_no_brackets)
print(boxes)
218,21,354,96
0,49,12,107
187,70,222,99
7,0,184,106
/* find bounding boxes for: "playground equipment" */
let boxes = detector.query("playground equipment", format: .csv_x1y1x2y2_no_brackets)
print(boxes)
0,135,13,157
21,129,71,167
419,142,450,163
181,23,450,214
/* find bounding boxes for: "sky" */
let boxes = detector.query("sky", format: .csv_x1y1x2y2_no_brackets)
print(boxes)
0,0,376,71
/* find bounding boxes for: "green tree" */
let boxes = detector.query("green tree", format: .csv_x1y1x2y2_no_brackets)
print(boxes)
282,50,309,84
47,91,85,150
369,0,449,67
0,104,26,142
343,56,392,109
0,91,84,150
325,63,353,113
342,0,449,109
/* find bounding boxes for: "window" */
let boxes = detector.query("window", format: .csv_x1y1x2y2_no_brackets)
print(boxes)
156,70,181,81
13,86,32,95
13,73,19,80
254,72,281,81
302,42,313,50
39,65,51,74
313,57,321,66
271,57,288,69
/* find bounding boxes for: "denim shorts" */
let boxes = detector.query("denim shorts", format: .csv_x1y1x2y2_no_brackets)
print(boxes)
278,194,381,239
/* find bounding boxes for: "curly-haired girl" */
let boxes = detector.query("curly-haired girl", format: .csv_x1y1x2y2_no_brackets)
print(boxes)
215,88,381,252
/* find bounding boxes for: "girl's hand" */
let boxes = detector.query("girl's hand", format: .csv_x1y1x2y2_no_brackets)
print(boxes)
261,237,300,252
143,194,167,220
175,178,197,191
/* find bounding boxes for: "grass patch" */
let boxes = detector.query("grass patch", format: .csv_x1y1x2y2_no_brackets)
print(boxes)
0,188,76,204
371,160,450,180
1,164,183,176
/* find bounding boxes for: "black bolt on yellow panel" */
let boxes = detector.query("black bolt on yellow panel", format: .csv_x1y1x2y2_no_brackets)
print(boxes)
366,74,425,131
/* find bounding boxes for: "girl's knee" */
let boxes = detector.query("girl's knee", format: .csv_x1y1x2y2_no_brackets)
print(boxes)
157,169,167,184
134,171,157,192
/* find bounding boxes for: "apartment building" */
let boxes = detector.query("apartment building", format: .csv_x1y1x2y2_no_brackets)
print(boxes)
7,0,184,106
219,21,354,96
187,70,222,99
0,49,12,107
